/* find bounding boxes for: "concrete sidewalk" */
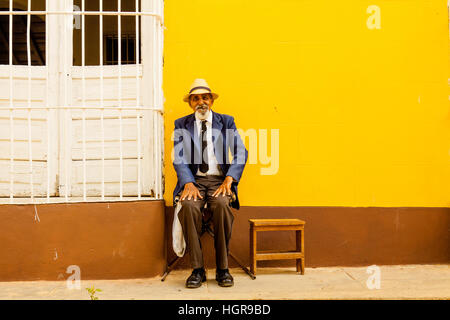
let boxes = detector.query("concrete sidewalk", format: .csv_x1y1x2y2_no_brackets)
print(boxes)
0,264,448,300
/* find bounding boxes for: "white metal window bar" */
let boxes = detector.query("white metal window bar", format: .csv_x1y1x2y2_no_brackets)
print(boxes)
0,0,164,204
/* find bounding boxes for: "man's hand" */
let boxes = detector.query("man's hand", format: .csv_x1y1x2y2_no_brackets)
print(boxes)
212,176,234,197
180,182,203,201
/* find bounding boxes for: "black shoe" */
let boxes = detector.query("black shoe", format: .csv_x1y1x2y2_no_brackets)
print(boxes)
185,268,206,288
216,269,234,287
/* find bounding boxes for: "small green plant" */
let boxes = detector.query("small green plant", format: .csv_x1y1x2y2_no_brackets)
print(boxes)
86,285,102,300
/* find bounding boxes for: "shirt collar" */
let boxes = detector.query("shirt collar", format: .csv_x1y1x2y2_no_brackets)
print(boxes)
195,110,213,123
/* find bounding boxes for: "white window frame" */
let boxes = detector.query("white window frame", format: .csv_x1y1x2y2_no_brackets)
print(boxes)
0,0,164,204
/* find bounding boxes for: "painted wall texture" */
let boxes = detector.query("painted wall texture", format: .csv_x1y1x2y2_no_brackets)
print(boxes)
163,0,450,207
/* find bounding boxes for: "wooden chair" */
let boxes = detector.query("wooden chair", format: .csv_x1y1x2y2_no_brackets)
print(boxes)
249,219,305,276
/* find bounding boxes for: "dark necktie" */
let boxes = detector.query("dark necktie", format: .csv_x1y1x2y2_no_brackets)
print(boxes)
199,120,209,173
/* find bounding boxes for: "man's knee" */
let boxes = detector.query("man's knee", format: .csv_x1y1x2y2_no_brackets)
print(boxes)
179,198,203,215
210,195,231,211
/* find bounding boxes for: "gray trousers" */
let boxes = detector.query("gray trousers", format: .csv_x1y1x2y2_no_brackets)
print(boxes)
177,175,234,270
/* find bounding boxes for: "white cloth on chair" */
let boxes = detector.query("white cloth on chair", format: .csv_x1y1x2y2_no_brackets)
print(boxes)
172,200,186,257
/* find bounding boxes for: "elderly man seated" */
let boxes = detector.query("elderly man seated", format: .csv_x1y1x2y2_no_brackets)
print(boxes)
172,79,248,288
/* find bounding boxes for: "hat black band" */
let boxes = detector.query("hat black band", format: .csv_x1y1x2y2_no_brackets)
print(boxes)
189,86,211,94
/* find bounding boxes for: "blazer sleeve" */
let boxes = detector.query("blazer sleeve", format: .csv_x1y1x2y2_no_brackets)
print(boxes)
225,117,248,183
172,120,196,188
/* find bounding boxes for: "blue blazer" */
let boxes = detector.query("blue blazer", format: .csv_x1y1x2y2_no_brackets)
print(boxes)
172,111,248,209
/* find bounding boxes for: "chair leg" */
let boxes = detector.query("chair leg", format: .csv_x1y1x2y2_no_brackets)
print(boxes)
161,255,184,281
229,252,256,280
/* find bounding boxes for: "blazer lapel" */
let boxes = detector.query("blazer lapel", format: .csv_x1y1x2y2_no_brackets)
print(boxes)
212,111,224,164
212,111,223,133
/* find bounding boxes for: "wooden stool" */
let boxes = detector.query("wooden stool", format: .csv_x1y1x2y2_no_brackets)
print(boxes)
249,219,305,275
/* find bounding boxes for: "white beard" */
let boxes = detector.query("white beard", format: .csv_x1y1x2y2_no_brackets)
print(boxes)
195,108,210,120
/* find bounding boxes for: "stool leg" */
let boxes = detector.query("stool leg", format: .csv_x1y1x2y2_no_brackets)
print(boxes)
301,227,305,274
296,229,305,275
250,226,257,275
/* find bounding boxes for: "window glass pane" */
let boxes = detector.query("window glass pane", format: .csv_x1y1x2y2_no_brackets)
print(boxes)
0,9,46,66
106,36,112,64
121,38,127,63
72,1,141,66
74,0,99,11
103,0,118,12
31,0,46,11
128,38,135,64
73,0,100,66
113,36,118,62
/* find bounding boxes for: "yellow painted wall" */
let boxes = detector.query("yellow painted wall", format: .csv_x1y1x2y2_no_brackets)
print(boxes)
163,0,450,207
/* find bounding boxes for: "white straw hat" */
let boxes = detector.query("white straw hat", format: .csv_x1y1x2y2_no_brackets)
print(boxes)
183,78,219,102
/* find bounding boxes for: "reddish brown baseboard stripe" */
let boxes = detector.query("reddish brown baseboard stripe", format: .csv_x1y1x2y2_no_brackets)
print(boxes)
0,201,166,281
165,206,450,269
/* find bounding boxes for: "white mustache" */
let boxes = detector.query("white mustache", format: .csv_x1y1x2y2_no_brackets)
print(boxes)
196,104,208,110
